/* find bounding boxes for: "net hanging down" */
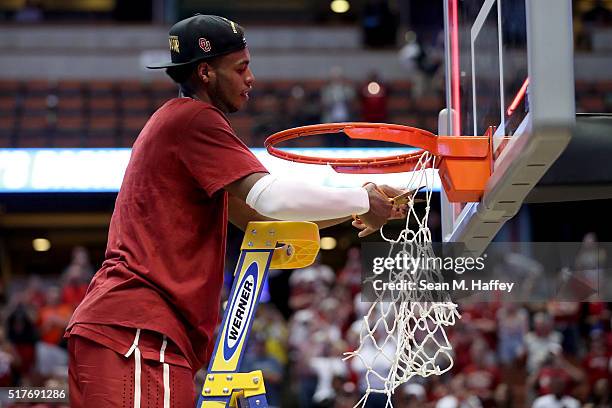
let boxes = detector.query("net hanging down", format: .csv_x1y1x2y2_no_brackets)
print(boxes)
343,151,460,407
264,123,491,407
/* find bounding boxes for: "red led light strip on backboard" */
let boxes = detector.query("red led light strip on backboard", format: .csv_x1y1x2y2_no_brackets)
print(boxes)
507,77,529,117
450,0,461,135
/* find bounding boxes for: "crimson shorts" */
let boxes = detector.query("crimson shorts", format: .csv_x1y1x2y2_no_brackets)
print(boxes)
68,335,196,408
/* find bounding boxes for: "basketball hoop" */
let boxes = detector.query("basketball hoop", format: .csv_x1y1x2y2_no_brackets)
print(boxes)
265,122,494,407
265,122,492,202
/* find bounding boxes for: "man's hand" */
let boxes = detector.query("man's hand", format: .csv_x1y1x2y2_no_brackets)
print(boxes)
354,183,393,237
353,184,411,237
376,184,410,220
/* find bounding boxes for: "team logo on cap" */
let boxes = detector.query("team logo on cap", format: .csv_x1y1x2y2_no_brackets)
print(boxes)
198,37,211,52
169,35,180,53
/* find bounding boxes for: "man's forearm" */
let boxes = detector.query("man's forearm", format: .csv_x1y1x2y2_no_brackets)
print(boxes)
245,175,369,221
229,194,352,231
314,216,352,229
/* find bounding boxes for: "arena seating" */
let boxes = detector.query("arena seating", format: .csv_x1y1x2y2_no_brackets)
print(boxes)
1,78,608,150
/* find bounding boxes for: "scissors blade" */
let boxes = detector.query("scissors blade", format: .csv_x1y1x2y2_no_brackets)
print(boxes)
389,186,426,205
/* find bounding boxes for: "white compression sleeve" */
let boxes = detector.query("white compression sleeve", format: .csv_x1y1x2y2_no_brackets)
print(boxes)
245,175,369,221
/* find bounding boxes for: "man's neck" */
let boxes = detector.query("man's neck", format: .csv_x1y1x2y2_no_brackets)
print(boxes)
180,86,228,113
179,84,207,102
191,90,211,104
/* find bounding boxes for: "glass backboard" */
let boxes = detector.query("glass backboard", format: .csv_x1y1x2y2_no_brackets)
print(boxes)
440,0,575,253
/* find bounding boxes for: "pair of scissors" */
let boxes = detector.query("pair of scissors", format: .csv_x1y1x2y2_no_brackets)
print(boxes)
353,185,425,224
386,186,426,206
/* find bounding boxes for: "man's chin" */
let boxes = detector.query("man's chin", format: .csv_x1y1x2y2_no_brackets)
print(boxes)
228,101,246,113
210,97,240,114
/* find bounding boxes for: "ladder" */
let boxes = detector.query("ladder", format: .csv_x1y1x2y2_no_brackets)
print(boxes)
197,221,320,408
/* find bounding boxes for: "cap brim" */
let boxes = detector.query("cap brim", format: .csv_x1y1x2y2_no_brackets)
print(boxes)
146,44,247,69
146,60,194,69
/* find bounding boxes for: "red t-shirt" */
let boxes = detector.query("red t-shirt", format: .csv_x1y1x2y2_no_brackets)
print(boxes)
360,84,388,122
61,283,88,307
583,350,612,383
463,364,501,397
67,98,267,371
536,366,572,395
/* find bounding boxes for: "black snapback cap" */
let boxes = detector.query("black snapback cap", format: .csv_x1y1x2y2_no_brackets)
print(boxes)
147,14,247,69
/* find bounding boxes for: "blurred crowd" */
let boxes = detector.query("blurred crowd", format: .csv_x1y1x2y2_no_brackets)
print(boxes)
233,231,612,408
0,246,91,407
3,232,610,407
245,68,424,148
575,0,612,51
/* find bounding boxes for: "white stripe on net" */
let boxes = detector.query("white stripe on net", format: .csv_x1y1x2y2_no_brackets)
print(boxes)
344,151,460,408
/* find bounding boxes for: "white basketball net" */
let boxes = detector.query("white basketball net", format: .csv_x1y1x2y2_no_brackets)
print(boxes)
344,151,461,407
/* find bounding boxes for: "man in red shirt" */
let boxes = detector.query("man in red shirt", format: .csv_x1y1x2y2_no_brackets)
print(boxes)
66,15,397,408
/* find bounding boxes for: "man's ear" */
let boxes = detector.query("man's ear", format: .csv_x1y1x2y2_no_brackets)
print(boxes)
197,62,212,83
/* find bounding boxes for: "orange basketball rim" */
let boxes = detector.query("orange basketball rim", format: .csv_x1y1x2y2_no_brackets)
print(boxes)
264,122,493,203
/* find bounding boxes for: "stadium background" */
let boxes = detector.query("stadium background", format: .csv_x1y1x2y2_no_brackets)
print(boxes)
0,0,611,407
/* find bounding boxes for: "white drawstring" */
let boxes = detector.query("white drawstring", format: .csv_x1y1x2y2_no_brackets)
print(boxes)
159,335,170,408
124,329,142,408
124,330,171,408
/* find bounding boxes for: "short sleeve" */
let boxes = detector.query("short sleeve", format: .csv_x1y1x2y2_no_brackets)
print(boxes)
178,106,268,196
